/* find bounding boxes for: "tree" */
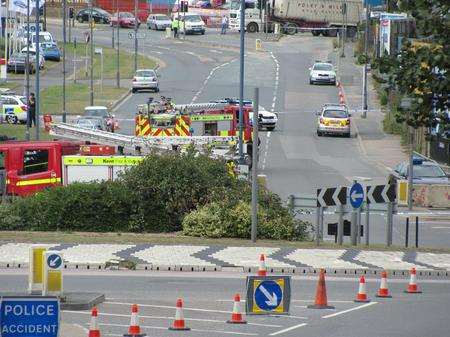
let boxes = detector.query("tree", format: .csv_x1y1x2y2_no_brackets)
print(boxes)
375,0,449,131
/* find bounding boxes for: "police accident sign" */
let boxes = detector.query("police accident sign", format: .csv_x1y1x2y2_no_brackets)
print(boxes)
0,297,59,337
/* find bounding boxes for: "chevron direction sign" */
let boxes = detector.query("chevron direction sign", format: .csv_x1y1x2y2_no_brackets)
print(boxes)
366,184,396,204
317,187,347,207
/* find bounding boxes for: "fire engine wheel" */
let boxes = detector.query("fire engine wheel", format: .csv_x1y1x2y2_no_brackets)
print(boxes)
6,115,18,124
284,23,298,35
347,26,357,38
327,28,338,37
246,23,259,33
311,30,321,36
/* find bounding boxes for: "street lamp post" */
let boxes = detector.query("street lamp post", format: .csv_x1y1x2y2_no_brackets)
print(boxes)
238,0,245,163
25,0,30,140
89,1,94,105
116,0,120,88
62,0,67,122
401,97,414,210
35,0,41,140
134,0,138,72
362,3,370,118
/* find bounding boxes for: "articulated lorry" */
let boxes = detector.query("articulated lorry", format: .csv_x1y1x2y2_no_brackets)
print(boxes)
229,0,363,37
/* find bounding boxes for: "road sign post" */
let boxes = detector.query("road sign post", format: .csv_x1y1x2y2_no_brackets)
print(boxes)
42,251,63,297
28,246,47,294
0,296,60,337
349,182,364,245
246,276,291,315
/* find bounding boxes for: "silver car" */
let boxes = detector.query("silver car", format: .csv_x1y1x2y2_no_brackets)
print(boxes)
131,69,159,93
147,14,172,30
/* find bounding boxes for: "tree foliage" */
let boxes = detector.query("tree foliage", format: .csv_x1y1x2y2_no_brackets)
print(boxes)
374,0,449,130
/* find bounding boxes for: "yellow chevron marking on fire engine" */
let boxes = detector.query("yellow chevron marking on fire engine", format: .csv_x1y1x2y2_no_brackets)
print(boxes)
16,178,61,186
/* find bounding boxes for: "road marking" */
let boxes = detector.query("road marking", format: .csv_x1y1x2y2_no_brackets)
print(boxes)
98,323,258,336
432,226,450,229
156,46,170,50
73,323,89,333
63,310,281,328
150,51,163,55
322,302,377,319
292,299,354,303
267,131,271,138
269,323,308,336
210,49,223,54
105,301,232,314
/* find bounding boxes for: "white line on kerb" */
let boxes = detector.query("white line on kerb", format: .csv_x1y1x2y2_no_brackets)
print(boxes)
322,302,377,319
269,323,308,336
98,323,258,336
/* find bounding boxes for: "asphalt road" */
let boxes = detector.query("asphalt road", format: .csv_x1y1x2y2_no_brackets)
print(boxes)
1,270,450,337
42,23,450,249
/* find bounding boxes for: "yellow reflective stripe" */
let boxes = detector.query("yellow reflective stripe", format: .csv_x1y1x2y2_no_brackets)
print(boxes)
16,177,61,186
191,115,233,122
63,156,144,166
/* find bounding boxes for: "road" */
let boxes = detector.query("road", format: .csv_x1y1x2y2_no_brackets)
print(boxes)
2,270,450,337
43,23,450,248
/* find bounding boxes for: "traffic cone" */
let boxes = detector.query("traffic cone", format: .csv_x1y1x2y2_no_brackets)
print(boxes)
169,299,190,331
339,91,345,104
227,294,247,324
257,254,267,276
404,268,422,294
123,304,146,337
307,269,335,309
88,307,100,337
376,271,392,298
354,276,371,303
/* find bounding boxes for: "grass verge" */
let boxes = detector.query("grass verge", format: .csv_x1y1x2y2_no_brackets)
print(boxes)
0,124,53,140
40,83,128,115
0,231,448,253
64,42,157,80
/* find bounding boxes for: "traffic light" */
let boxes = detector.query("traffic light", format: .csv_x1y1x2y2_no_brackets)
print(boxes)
181,1,188,13
69,7,74,19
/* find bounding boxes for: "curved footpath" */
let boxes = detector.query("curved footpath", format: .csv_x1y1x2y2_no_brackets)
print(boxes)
0,243,449,276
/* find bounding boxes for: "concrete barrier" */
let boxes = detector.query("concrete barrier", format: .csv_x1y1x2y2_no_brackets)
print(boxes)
413,184,450,208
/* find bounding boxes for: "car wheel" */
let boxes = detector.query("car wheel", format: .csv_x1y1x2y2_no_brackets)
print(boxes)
201,30,205,35
345,132,351,138
132,88,137,93
317,130,322,137
155,87,160,93
6,115,18,124
267,126,275,131
309,79,314,85
77,17,83,23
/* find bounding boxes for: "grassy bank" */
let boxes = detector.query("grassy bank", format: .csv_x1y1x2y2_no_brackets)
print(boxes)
40,83,128,115
0,124,53,140
64,42,157,80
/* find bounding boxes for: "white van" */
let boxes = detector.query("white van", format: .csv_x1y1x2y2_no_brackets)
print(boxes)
31,31,55,45
173,13,205,35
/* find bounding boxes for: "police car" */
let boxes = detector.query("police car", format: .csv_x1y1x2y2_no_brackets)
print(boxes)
309,61,336,85
316,104,350,137
0,94,28,124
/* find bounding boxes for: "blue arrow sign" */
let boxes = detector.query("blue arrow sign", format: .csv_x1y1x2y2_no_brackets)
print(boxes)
254,280,283,311
349,182,364,208
0,297,59,337
46,254,62,270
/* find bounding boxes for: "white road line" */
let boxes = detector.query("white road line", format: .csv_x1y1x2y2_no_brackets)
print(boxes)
267,131,271,138
63,310,281,328
105,301,231,314
210,49,223,54
99,323,258,336
269,323,308,336
322,302,377,319
73,323,89,333
156,46,170,50
292,300,354,303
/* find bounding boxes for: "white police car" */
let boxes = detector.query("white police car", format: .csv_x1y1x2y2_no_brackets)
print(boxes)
309,61,336,85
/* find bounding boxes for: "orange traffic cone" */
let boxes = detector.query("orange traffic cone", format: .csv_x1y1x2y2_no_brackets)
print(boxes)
405,268,422,294
257,254,267,276
88,307,100,337
227,294,247,324
354,276,371,303
169,299,190,331
123,304,146,337
376,271,392,298
307,269,335,309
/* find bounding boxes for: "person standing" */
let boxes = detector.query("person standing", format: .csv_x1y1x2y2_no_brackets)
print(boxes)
28,93,36,128
221,15,228,35
172,17,179,38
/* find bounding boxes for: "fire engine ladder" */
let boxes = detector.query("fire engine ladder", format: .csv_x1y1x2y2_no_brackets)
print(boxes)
173,102,228,113
49,123,238,155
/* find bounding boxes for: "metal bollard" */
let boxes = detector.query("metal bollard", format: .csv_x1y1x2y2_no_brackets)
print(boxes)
415,216,419,248
405,217,409,247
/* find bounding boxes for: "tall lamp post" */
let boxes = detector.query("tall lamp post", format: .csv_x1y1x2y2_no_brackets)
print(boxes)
89,1,94,105
401,97,414,210
62,0,67,122
116,0,120,88
25,0,30,140
35,0,41,140
238,0,245,163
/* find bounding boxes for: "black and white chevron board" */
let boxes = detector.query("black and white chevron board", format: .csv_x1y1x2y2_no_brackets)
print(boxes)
316,187,347,207
366,184,396,204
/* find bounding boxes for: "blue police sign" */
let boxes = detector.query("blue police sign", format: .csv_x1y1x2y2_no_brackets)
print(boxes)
0,297,59,337
46,254,62,270
349,182,364,208
254,280,283,311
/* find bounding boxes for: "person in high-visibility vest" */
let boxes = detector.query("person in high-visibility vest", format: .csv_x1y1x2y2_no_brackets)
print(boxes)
226,160,237,178
172,18,180,38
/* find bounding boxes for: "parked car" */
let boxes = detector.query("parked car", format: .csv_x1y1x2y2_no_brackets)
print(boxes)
147,14,172,30
110,12,140,28
196,0,212,8
7,52,36,74
131,69,159,93
41,43,61,61
74,116,108,131
393,156,450,185
21,46,45,69
84,106,117,132
316,104,351,137
172,13,205,35
76,7,111,24
0,94,28,124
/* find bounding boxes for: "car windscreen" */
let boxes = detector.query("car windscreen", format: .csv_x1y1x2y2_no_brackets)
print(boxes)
120,12,133,18
185,15,202,22
136,70,155,78
18,96,27,105
85,109,108,117
323,110,348,118
413,165,446,178
156,16,169,21
314,64,333,71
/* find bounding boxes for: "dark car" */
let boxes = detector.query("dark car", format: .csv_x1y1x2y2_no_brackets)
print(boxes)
7,53,35,74
76,7,111,24
393,156,450,185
